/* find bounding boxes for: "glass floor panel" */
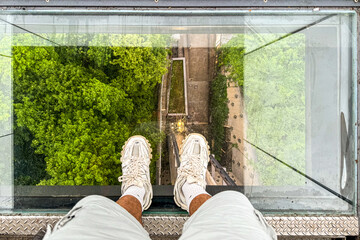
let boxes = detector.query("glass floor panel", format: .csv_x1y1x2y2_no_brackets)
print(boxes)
0,10,357,215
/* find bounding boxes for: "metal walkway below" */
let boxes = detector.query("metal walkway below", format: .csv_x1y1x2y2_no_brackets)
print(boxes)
0,215,358,239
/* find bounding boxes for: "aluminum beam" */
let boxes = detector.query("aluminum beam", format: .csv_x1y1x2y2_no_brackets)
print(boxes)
0,0,359,8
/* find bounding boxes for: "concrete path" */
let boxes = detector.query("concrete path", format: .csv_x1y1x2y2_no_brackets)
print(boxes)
181,34,216,138
226,81,259,186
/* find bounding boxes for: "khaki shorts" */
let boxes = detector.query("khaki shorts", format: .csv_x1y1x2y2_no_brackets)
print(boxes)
43,195,150,240
44,191,277,240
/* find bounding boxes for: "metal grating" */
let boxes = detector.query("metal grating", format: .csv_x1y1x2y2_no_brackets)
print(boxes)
0,215,358,237
143,216,187,236
266,216,358,236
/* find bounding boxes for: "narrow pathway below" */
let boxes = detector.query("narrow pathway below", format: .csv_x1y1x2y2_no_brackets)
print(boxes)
182,34,216,138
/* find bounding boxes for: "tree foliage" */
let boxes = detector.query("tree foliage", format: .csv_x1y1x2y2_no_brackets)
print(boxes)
12,34,169,185
209,73,229,163
0,37,12,185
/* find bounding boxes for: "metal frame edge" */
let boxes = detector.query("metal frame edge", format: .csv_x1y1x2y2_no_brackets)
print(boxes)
0,0,360,8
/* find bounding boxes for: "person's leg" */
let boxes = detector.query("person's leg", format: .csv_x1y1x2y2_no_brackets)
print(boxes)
173,133,212,214
188,193,211,216
43,135,153,240
117,135,153,224
43,195,151,240
179,191,277,240
173,133,276,240
116,195,143,224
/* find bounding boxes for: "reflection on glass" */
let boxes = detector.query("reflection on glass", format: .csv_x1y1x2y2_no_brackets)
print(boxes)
0,21,13,209
243,33,304,186
0,11,356,213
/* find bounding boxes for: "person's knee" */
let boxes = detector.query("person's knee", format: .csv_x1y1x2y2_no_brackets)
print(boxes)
75,195,110,206
212,191,253,207
214,190,245,198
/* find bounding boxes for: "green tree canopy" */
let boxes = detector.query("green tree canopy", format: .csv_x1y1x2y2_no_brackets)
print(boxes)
12,34,169,185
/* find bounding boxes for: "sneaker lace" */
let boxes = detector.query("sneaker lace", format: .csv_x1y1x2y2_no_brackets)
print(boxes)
118,156,147,186
178,155,205,183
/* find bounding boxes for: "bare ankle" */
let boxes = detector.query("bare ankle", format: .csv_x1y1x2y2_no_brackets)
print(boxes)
116,195,143,224
189,194,211,216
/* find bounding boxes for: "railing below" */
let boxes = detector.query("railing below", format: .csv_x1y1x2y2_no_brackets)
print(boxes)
209,154,236,186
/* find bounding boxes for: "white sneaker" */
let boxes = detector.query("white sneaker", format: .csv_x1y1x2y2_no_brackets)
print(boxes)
174,133,210,210
118,135,153,210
